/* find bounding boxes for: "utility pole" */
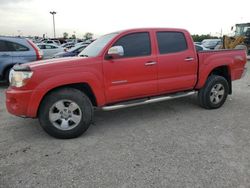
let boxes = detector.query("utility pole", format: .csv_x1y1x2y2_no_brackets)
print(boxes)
50,11,56,38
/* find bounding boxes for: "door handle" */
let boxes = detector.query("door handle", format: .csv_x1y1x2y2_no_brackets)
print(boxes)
145,61,157,66
185,57,194,61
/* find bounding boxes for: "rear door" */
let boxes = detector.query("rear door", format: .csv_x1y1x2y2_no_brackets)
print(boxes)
0,40,13,77
103,32,158,103
156,31,198,93
7,41,35,64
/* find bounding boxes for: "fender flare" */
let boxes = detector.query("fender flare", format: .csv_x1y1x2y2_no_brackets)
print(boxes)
26,72,106,117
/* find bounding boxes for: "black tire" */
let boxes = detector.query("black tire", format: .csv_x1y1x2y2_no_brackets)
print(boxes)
198,75,229,109
38,88,93,139
4,67,11,84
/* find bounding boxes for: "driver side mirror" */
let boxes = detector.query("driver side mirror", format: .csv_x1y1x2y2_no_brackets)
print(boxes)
107,46,124,59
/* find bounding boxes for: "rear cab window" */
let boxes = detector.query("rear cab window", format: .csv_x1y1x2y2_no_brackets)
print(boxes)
156,31,188,54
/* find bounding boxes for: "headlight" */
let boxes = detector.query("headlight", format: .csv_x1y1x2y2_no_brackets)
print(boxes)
10,70,33,88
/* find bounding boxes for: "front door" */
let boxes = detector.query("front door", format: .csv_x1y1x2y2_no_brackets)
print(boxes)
103,32,158,103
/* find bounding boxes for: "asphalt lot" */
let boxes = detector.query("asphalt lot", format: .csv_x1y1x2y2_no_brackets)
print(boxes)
0,62,250,188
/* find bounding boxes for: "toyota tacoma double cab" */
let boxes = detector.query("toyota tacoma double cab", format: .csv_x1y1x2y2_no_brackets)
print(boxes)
6,28,247,139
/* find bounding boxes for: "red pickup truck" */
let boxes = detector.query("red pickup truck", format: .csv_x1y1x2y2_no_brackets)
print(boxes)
6,28,247,138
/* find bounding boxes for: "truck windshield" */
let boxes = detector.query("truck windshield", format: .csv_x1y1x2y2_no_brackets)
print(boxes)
79,33,118,57
235,25,250,36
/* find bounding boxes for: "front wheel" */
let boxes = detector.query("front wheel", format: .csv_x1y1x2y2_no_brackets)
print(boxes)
38,88,93,139
198,75,229,109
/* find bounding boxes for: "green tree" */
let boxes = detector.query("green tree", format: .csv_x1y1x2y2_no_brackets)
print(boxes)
63,32,69,39
83,32,93,40
192,34,219,42
71,34,76,39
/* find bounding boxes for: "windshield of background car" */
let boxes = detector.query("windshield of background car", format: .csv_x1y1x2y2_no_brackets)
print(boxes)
68,45,84,52
78,33,118,57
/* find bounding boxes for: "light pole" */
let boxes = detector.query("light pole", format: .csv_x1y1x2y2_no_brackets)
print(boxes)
50,11,56,38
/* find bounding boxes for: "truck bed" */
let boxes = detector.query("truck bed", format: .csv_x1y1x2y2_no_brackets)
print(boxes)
195,49,247,89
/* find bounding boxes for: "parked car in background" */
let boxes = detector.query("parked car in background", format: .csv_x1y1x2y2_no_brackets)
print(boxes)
66,39,83,44
201,39,222,49
195,44,210,51
0,36,42,82
61,42,75,49
194,42,202,45
75,41,91,46
43,40,61,46
53,44,88,58
37,43,64,59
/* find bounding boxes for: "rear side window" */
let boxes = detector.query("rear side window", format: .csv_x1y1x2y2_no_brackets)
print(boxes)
7,41,29,51
0,40,9,51
157,32,187,54
0,40,29,52
113,32,151,58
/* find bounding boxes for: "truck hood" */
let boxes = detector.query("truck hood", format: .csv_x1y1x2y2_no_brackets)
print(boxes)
26,57,90,70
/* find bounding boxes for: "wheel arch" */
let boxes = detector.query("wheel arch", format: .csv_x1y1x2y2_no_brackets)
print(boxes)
208,65,232,94
42,83,97,105
27,79,105,118
196,64,232,94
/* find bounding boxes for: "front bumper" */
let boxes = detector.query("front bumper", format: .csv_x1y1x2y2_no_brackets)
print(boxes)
5,88,34,117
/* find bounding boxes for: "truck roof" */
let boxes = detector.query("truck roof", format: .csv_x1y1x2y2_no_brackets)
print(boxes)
116,28,189,33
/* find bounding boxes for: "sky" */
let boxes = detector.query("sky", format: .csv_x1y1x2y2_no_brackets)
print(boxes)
0,0,250,38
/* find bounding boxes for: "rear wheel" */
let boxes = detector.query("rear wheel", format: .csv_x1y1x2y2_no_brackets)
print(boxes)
38,88,93,139
198,75,229,109
4,67,11,84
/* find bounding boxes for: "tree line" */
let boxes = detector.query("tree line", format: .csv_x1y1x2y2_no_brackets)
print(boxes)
63,32,93,40
192,34,220,42
62,32,220,42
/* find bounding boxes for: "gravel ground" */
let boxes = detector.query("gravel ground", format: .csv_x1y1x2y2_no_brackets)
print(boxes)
0,62,249,188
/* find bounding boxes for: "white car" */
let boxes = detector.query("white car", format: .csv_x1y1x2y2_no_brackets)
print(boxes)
43,40,61,46
37,43,64,59
201,39,222,49
195,44,210,52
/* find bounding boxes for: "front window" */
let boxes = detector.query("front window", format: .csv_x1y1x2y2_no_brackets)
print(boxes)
79,33,118,57
112,32,151,58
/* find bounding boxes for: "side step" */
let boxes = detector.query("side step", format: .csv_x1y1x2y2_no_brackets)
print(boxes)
101,91,196,111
